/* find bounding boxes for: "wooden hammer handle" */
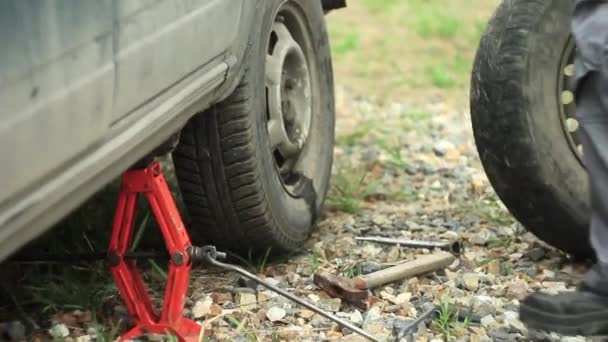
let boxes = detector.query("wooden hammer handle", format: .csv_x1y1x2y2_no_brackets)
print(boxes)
352,251,456,290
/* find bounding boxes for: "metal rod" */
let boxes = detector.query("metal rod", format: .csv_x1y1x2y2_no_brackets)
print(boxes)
202,251,381,342
355,236,462,255
398,305,436,337
8,251,167,263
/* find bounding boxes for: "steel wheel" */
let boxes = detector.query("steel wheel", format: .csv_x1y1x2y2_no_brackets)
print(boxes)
265,9,316,195
558,36,584,163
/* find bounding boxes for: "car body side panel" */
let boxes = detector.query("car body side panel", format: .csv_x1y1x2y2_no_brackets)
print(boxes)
0,0,257,261
112,0,242,121
0,0,114,206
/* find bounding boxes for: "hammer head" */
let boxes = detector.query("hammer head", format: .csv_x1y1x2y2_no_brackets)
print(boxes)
313,270,368,309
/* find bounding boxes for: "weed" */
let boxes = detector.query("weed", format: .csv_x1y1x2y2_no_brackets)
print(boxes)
225,315,258,340
229,247,273,274
148,259,168,280
433,296,471,341
26,263,116,314
332,31,360,57
341,263,363,278
311,253,321,273
336,123,374,147
166,334,179,342
471,19,487,46
453,54,471,76
361,0,401,14
502,261,513,275
129,212,151,253
388,189,418,202
401,108,432,122
459,197,515,226
487,236,515,249
415,13,462,39
377,140,408,170
251,247,272,274
91,319,122,342
426,66,455,89
326,166,377,214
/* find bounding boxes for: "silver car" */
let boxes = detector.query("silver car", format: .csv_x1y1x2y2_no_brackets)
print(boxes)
0,0,343,260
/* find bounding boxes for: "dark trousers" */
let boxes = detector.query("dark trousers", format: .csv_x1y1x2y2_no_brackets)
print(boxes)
572,1,608,262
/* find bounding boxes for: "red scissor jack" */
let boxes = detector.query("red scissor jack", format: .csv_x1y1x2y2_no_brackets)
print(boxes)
107,161,201,341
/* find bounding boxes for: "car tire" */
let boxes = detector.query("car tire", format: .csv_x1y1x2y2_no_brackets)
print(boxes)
470,0,592,257
172,0,335,255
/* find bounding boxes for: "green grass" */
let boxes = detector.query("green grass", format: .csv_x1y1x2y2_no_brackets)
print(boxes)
477,257,513,275
361,0,401,14
377,140,408,170
24,263,116,314
459,196,515,227
311,253,321,273
453,54,472,76
502,261,513,275
90,320,122,342
415,12,462,39
332,31,360,57
340,263,363,278
326,166,377,214
224,315,258,341
336,122,374,147
400,108,432,121
426,66,456,89
471,20,488,46
433,296,471,341
487,235,516,249
228,247,273,274
328,0,496,106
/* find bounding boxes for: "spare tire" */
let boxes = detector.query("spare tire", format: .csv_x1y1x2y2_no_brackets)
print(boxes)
172,0,335,255
470,0,592,257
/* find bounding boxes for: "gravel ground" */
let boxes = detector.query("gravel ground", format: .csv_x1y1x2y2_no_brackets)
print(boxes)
2,88,595,342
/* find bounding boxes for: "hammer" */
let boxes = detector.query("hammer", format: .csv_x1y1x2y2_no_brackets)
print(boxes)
313,251,456,308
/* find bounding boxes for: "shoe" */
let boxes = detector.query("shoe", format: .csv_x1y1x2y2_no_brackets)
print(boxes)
519,263,608,336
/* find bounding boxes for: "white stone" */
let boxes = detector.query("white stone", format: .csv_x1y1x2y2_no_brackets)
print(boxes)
508,319,527,335
362,307,383,330
192,296,213,318
462,273,480,291
560,337,587,342
480,315,497,328
442,231,460,241
350,310,363,325
470,229,492,246
307,293,320,303
48,324,70,338
433,140,455,156
372,214,389,226
503,310,518,321
266,307,287,322
236,292,257,309
394,292,412,305
543,269,556,279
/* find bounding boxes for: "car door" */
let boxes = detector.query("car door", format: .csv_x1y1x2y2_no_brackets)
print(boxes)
0,1,115,207
111,0,243,122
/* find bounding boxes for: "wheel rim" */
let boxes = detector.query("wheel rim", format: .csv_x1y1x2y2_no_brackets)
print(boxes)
265,15,313,189
558,36,584,164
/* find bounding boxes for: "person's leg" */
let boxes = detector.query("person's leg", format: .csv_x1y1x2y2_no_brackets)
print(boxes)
518,2,608,336
573,1,608,263
580,72,608,266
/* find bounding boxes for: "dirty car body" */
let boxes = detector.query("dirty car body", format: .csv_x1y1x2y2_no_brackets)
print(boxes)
0,0,345,261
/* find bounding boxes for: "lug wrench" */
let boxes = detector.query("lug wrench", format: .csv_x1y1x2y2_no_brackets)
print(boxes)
355,236,462,255
194,246,382,342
